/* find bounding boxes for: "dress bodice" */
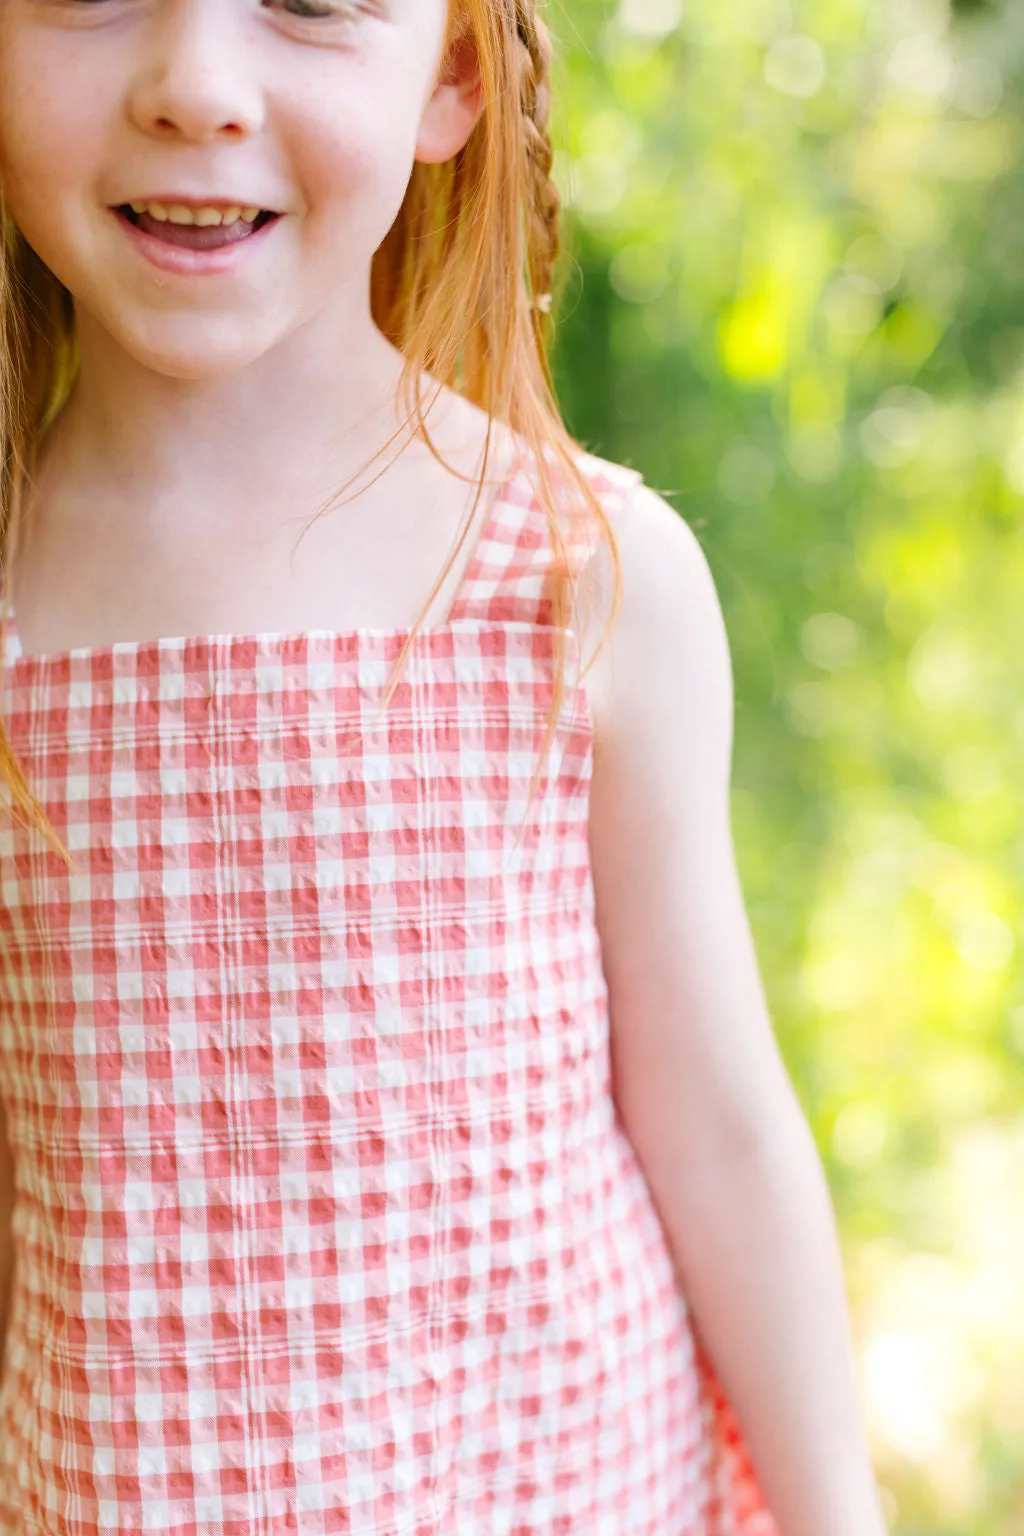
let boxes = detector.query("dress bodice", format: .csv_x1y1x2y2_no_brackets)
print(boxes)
0,449,774,1536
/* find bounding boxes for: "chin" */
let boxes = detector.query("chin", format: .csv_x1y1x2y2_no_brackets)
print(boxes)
117,315,287,381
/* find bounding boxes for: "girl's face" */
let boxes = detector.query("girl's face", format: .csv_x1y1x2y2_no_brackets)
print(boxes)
0,0,481,379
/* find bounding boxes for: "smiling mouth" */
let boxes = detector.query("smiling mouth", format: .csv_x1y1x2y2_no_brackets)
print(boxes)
115,204,280,250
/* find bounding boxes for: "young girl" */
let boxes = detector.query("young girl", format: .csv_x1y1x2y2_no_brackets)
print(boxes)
0,1,887,1532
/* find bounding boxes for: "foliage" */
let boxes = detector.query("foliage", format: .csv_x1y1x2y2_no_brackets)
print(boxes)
549,0,1024,1528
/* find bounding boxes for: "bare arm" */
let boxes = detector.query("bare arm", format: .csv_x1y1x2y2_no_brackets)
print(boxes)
584,485,887,1536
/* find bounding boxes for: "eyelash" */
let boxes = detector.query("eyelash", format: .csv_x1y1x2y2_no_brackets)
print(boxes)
65,0,364,20
263,0,361,17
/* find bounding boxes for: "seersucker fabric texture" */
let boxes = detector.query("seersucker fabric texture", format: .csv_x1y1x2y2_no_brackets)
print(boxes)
0,449,778,1536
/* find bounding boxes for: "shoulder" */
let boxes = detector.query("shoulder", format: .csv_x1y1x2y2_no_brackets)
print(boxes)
574,462,734,778
577,476,798,1173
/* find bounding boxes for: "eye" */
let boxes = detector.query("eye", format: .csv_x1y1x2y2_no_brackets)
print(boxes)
40,0,138,26
261,0,361,19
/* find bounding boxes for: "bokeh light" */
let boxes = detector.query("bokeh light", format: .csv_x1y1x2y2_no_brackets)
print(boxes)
552,0,1024,1528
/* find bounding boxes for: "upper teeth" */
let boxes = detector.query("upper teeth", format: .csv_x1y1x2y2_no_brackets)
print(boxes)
129,202,261,226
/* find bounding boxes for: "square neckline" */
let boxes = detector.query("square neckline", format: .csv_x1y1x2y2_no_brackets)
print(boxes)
0,448,539,674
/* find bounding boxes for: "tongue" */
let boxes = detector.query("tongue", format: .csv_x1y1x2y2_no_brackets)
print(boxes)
133,211,260,249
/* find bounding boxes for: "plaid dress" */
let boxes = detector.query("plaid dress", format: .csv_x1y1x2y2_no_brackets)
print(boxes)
0,449,778,1535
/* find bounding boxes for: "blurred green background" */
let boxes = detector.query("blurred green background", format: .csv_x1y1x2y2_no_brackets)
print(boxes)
547,0,1024,1530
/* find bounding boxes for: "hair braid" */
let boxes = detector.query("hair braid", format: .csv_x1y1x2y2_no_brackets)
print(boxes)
515,4,560,318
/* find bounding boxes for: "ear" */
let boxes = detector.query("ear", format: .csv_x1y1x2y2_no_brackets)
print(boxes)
415,29,486,166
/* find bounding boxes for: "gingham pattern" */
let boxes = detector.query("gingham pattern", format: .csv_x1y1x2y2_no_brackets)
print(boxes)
0,450,778,1535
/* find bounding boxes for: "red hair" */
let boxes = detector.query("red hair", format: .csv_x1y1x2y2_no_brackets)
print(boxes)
0,0,622,866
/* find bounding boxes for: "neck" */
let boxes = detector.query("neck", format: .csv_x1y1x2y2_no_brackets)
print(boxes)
39,298,422,544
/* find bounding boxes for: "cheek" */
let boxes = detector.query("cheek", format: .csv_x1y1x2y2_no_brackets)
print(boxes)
287,73,428,252
0,49,99,234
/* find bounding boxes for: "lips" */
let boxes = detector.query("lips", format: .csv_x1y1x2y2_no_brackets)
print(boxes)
115,205,280,251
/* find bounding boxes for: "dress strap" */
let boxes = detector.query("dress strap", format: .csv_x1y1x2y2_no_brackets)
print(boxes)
447,445,644,628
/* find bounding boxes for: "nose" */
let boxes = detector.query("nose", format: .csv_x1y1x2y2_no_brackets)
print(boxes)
127,0,265,144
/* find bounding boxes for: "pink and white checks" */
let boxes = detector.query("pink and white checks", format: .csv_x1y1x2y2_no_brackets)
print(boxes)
0,450,777,1535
